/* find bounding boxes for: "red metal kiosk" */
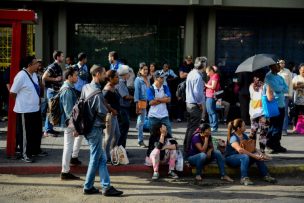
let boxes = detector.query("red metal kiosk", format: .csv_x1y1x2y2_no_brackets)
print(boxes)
0,9,36,157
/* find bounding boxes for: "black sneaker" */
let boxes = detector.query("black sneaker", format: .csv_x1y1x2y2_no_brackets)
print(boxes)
83,187,100,195
32,151,48,157
102,186,123,196
137,141,147,148
70,157,82,166
49,129,60,135
61,172,80,180
21,156,34,163
277,146,287,153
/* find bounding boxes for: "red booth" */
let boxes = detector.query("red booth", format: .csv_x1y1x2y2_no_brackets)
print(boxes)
0,9,36,157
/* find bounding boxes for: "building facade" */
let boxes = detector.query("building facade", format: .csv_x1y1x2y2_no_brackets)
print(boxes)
1,0,304,74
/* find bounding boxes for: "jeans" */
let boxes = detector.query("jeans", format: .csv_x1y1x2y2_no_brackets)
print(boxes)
187,150,226,176
40,88,48,121
136,108,146,143
44,88,56,132
61,128,84,173
84,127,110,190
206,97,218,130
184,103,202,152
118,107,130,148
149,116,172,136
225,154,268,178
104,113,121,160
267,107,285,150
282,97,289,131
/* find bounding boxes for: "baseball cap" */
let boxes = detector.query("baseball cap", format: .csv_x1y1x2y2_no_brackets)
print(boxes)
154,71,166,78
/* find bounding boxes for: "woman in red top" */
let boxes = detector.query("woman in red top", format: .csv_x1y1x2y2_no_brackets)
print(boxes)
205,66,220,132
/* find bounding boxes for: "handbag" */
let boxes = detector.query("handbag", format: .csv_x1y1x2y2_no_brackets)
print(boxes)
138,100,147,109
240,139,256,153
261,85,279,118
110,145,129,165
175,150,184,172
295,115,304,134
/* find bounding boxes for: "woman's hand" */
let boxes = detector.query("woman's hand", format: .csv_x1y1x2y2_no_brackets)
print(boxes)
136,105,142,115
207,148,213,159
160,125,167,136
253,153,264,160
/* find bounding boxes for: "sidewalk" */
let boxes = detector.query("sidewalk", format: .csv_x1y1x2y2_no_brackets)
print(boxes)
0,120,304,176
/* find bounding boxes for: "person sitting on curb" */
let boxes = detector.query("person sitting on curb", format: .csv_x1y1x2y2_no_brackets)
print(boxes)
145,124,179,180
225,118,277,186
186,123,233,184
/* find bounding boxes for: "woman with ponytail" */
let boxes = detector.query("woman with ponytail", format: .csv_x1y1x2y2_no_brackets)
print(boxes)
103,70,121,161
225,118,276,185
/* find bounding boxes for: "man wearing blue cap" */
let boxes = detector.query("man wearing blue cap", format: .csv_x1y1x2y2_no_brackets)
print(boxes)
146,71,172,135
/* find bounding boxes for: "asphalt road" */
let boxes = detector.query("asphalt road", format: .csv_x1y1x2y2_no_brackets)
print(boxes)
0,172,303,203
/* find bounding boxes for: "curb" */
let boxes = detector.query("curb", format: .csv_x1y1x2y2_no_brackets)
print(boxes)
1,164,303,176
0,165,152,175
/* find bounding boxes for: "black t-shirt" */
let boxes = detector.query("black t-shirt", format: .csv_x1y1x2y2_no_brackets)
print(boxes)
45,62,63,91
179,63,194,82
103,89,121,111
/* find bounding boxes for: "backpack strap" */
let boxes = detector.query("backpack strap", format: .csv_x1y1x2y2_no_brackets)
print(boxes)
22,69,40,97
84,89,102,102
150,86,155,98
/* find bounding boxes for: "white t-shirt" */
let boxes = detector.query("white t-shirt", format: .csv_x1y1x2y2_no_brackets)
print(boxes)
292,75,304,105
249,84,263,119
10,70,40,113
148,85,169,118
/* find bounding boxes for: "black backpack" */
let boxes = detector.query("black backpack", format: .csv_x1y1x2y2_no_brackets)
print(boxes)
71,90,102,135
176,81,186,102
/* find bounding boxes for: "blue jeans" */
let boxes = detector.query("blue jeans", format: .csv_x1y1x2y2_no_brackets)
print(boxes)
148,116,172,136
136,109,146,143
44,88,56,132
206,97,218,130
225,154,268,178
187,150,226,176
282,96,289,131
84,127,110,190
267,107,285,150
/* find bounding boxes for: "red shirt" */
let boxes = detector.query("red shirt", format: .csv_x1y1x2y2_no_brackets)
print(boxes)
206,73,220,98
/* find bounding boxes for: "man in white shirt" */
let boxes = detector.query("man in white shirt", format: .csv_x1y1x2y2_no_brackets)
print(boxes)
147,72,172,135
278,59,293,135
10,55,47,163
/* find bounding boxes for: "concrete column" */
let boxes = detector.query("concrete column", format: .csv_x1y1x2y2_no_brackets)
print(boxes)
58,6,67,57
184,7,195,58
207,8,216,65
35,10,43,59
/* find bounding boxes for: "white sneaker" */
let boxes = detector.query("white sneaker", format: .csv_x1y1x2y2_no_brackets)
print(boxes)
152,172,159,180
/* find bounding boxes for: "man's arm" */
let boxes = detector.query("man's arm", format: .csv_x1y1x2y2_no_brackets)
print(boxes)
42,69,62,83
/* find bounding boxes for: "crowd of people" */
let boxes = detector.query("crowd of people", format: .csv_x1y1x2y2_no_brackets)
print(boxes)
5,50,303,195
